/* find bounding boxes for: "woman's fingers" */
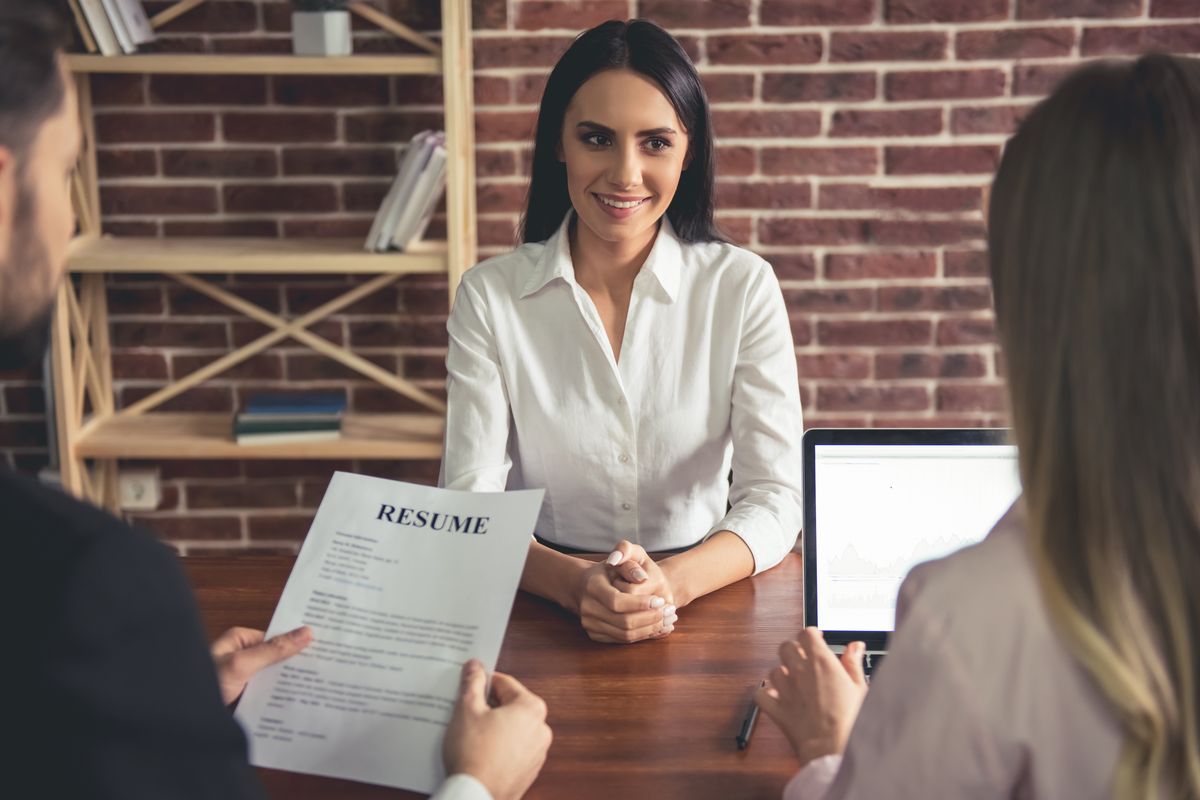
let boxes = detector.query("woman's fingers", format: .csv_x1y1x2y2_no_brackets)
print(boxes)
604,540,648,568
588,574,665,613
582,595,674,631
582,614,674,644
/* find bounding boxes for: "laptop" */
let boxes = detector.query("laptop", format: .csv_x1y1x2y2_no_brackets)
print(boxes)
802,429,1022,678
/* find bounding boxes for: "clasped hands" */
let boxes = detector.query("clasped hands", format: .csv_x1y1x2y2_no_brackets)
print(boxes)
572,539,680,644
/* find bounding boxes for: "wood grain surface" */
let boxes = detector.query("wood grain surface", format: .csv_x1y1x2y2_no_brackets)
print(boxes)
183,554,806,799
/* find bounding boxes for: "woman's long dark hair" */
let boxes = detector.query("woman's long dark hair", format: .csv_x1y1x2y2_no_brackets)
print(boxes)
520,19,722,244
989,54,1200,798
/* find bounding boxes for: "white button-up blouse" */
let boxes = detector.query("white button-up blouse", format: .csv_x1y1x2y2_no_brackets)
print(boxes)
438,214,804,573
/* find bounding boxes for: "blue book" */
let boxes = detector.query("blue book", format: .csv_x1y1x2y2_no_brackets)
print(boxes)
241,392,347,417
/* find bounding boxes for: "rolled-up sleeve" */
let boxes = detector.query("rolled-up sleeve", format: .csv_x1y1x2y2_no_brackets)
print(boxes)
430,774,493,800
712,261,805,574
439,275,513,492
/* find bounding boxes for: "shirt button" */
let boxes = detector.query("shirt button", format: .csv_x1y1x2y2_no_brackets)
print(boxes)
621,502,633,511
618,454,631,464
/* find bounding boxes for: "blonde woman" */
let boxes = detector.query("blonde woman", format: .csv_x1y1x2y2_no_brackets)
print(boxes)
759,54,1200,799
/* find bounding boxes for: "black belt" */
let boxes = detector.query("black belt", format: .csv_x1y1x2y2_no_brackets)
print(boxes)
534,534,697,557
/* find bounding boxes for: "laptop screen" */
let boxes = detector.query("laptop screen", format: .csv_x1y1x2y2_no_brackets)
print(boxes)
804,432,1021,642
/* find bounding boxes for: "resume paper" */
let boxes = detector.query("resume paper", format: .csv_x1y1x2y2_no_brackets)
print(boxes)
234,471,544,793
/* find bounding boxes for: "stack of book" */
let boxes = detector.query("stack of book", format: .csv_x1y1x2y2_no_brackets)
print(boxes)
234,392,347,446
364,130,448,253
68,0,156,56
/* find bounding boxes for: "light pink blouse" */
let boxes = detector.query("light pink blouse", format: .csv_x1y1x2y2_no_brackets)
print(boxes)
785,502,1124,799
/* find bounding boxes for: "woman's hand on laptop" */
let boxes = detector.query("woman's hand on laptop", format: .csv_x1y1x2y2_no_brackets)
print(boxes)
756,628,868,768
571,541,677,644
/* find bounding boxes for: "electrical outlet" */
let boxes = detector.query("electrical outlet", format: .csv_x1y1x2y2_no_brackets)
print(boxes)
119,470,161,511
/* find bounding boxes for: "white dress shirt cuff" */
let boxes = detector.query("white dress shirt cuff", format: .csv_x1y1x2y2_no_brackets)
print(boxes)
783,754,843,800
429,773,494,800
714,505,794,575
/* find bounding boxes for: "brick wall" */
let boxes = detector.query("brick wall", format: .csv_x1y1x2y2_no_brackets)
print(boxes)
1,0,1197,553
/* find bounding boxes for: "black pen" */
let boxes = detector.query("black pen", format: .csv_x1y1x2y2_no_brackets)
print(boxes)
735,680,765,750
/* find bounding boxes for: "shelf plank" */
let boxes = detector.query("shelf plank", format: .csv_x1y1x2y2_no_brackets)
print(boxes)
76,413,445,460
66,53,442,76
67,236,448,275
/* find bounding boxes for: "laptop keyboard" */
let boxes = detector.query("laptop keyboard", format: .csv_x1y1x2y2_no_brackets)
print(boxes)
864,652,885,680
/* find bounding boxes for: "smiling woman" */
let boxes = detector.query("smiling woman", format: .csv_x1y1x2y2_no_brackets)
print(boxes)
438,19,805,646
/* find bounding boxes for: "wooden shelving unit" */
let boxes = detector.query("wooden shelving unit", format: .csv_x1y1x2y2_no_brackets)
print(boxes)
52,0,477,510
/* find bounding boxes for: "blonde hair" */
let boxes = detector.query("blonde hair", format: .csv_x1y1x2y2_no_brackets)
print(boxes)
988,54,1200,798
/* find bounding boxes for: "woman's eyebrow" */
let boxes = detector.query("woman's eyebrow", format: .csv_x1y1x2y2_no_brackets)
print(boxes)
576,120,678,137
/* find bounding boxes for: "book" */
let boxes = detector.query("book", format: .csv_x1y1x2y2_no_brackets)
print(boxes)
78,0,121,56
113,0,156,46
235,429,342,446
364,130,436,253
234,418,342,436
390,142,447,251
66,0,98,53
241,392,347,417
99,0,135,53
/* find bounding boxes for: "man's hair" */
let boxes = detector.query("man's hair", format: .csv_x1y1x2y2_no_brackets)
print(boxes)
0,2,70,160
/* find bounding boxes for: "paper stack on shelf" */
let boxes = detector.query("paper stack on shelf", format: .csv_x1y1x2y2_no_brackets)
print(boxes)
234,392,347,446
72,0,155,56
365,130,448,253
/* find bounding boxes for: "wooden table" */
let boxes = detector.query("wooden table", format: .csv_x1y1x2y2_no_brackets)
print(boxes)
183,554,806,799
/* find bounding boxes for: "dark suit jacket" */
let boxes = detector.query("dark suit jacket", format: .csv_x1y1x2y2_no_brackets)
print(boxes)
3,465,265,798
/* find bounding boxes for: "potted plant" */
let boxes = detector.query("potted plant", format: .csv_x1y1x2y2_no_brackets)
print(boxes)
292,0,353,56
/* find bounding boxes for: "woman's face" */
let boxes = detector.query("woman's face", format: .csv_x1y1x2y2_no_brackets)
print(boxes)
560,68,690,247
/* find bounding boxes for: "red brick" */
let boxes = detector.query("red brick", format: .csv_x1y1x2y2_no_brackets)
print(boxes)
877,284,993,311
162,148,278,178
818,319,933,346
164,220,280,237
1151,0,1200,16
155,460,244,481
98,149,157,177
945,249,989,277
478,218,521,248
825,252,937,280
937,384,1007,412
803,415,869,429
101,185,218,216
951,104,1035,135
717,216,753,245
1081,24,1200,56
273,76,390,106
708,34,823,65
343,111,444,143
174,353,284,382
797,353,872,380
286,353,396,382
830,108,943,137
886,69,1007,101
514,0,632,29
242,460,350,480
638,0,752,27
402,354,448,381
91,74,145,105
352,386,443,414
791,317,813,346
768,253,818,281
104,221,159,236
871,219,986,246
223,183,338,214
937,317,997,345
886,145,1001,175
874,414,988,428
282,148,398,176
474,36,574,69
1012,63,1075,95
109,285,165,315
783,288,874,312
3,385,44,414
119,385,234,413
886,0,1010,23
130,516,243,541
819,184,982,212
876,352,989,379
281,218,372,238
168,284,280,317
760,217,869,246
819,385,930,412
830,31,948,62
188,482,298,510
112,320,228,348
713,110,821,138
716,145,755,176
476,150,518,177
760,0,876,24
343,181,391,212
475,111,538,143
716,181,812,209
0,419,47,447
149,75,267,105
209,37,291,54
762,146,879,176
1018,0,1141,17
362,460,443,485
477,183,528,214
761,72,877,103
956,28,1076,60
350,319,449,348
112,353,170,381
95,112,215,144
153,0,257,32
514,72,549,105
703,73,757,103
223,112,337,143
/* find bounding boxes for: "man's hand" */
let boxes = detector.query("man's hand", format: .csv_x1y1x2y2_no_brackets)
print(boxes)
443,660,552,800
572,540,677,644
210,625,313,706
755,628,868,768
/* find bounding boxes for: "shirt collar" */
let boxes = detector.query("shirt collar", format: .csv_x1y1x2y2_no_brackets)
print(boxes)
519,212,683,303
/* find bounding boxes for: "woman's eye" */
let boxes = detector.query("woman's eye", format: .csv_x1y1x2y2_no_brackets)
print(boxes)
646,138,671,152
583,133,610,147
